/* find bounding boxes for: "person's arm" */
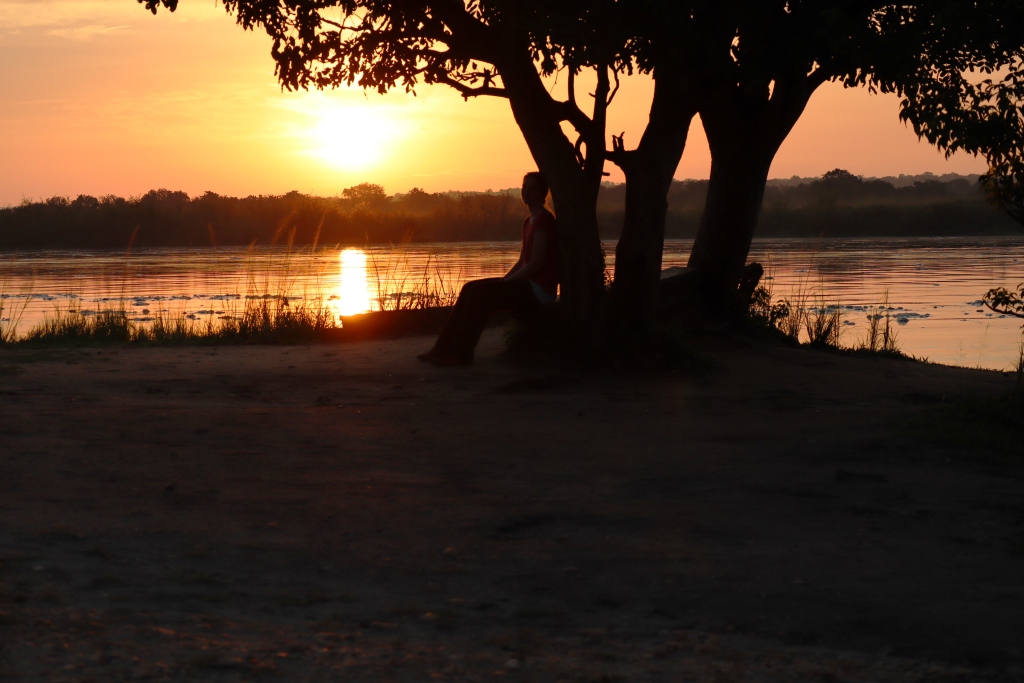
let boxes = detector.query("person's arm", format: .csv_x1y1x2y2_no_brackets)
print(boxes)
503,229,548,282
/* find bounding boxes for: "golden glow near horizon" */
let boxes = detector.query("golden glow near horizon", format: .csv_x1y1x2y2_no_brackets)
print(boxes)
0,0,988,204
296,96,406,172
336,248,372,316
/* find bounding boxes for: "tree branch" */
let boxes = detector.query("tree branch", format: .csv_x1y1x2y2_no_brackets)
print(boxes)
606,131,633,169
806,66,832,90
438,74,508,99
607,68,621,106
557,99,596,138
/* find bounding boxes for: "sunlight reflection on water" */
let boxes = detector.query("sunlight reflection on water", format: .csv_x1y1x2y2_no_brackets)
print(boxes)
1,237,1022,370
336,248,371,316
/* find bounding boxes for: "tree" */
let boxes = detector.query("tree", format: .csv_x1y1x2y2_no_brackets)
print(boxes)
342,183,390,210
891,5,1024,231
139,0,632,354
690,2,1024,305
981,170,1024,226
607,66,699,332
610,1,1024,313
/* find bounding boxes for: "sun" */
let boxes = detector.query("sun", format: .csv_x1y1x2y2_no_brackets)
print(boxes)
309,104,400,172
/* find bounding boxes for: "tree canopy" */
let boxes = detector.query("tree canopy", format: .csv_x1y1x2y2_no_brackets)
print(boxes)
610,1,1024,302
138,0,1024,327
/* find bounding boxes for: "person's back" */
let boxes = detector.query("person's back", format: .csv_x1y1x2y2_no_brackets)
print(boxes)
520,207,558,305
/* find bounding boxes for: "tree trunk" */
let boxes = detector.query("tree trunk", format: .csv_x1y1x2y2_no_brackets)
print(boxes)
686,140,776,310
498,55,610,355
610,71,697,333
686,75,822,311
549,178,607,350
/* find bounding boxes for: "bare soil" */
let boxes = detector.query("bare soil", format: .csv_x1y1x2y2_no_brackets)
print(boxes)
0,330,1022,682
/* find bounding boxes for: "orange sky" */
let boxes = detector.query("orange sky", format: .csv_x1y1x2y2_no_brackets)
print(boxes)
0,1,989,205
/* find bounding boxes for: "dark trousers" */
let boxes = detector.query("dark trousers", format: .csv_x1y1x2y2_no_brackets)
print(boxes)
434,278,540,357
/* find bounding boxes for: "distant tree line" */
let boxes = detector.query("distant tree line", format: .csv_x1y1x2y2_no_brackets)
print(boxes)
0,184,525,249
0,171,1017,250
605,169,1022,240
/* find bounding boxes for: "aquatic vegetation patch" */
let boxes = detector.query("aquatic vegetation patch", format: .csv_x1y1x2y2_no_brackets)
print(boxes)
15,297,342,346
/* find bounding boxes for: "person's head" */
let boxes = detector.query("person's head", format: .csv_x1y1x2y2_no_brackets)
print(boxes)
521,172,548,206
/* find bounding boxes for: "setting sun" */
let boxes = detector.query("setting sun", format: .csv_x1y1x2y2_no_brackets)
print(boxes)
307,103,402,172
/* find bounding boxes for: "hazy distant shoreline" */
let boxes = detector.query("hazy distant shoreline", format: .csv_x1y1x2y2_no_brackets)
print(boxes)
1,172,1018,250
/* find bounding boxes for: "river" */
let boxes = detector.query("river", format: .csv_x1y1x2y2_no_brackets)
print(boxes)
2,237,1022,370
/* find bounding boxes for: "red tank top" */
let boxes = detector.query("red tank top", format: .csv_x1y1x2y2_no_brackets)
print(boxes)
521,209,559,297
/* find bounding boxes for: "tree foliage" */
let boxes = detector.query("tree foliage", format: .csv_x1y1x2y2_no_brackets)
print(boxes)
984,283,1024,319
139,0,630,160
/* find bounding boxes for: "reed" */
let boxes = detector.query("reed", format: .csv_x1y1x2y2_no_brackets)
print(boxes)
0,267,31,345
0,295,30,345
19,294,342,346
858,289,901,355
4,237,465,346
368,244,461,311
23,304,133,344
804,298,843,348
779,276,811,341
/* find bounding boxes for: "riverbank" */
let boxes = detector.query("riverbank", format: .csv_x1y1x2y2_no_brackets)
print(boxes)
1,330,1022,681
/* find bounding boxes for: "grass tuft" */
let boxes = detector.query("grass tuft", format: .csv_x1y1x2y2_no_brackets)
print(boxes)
23,305,133,344
857,289,902,356
804,299,842,348
0,274,31,346
17,296,342,347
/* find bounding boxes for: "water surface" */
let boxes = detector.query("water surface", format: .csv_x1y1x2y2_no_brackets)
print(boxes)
2,237,1022,370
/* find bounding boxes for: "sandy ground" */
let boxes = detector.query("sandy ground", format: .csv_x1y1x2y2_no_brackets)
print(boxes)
0,330,1022,682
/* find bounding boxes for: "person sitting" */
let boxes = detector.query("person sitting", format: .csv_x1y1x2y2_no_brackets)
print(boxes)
418,171,559,366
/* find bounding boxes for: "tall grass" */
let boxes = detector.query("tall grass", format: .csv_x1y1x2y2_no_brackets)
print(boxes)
0,294,30,345
747,268,910,355
10,235,345,345
858,289,901,355
1,236,465,346
749,268,843,348
778,273,813,341
367,243,461,311
0,262,31,345
19,295,342,346
804,299,842,347
23,305,133,344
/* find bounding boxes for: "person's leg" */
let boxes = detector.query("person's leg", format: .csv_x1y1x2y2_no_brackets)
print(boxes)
510,284,544,321
441,279,536,361
418,278,495,360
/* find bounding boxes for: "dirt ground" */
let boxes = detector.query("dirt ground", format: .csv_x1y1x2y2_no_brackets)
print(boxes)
1,329,1022,682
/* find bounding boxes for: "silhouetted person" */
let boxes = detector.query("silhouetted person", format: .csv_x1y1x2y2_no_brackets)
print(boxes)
418,172,558,366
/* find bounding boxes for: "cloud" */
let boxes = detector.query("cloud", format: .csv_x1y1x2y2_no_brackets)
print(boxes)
45,24,129,41
0,0,225,32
